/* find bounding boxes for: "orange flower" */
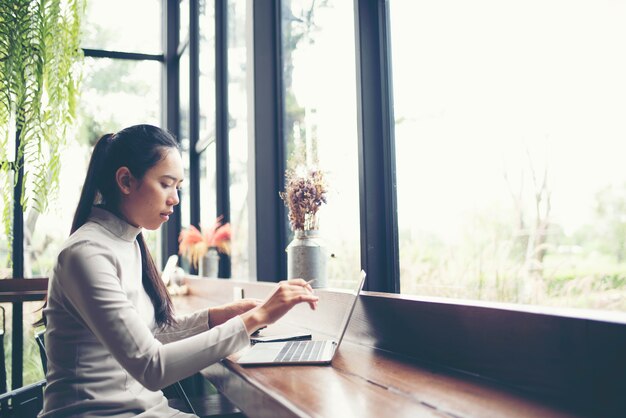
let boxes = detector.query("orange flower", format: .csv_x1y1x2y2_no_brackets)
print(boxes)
178,217,231,268
208,222,231,255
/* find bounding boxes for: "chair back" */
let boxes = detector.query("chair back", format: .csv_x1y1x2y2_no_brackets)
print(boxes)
0,306,6,394
35,330,47,374
0,379,46,418
33,319,237,417
0,277,48,393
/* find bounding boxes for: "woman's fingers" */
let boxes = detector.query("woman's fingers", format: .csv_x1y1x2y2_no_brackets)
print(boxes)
282,281,316,297
274,283,317,311
284,278,309,288
286,283,318,310
242,279,320,333
284,278,316,295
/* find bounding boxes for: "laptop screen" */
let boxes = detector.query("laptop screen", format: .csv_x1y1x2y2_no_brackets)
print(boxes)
332,270,367,350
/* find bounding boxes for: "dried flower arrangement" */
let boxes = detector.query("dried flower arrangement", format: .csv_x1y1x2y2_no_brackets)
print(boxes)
279,167,328,231
178,216,231,268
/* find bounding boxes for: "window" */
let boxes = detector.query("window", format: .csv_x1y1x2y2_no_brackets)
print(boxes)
282,0,361,289
28,57,162,278
199,2,218,232
82,0,162,54
10,0,164,388
227,0,250,278
179,45,192,242
390,0,626,311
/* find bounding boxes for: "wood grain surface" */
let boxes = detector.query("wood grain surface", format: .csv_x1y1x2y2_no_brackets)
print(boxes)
172,277,606,418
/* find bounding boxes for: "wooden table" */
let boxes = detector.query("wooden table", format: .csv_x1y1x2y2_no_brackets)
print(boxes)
173,278,592,418
0,278,48,303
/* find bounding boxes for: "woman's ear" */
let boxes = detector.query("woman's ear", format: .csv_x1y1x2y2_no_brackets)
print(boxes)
115,167,134,195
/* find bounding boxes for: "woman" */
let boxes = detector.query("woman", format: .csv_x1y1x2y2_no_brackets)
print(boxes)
40,124,318,417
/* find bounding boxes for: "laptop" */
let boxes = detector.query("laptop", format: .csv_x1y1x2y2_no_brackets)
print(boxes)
237,270,367,366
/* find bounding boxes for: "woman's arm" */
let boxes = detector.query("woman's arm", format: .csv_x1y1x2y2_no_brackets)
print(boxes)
59,243,318,391
59,243,249,391
154,308,210,344
208,299,262,327
155,299,260,344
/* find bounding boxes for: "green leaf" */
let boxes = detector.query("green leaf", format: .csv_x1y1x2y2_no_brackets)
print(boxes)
0,0,84,258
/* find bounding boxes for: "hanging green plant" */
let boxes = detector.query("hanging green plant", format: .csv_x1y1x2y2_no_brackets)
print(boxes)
0,0,84,256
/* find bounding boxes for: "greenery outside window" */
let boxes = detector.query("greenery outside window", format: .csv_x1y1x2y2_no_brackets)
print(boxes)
390,0,626,311
29,57,162,279
3,0,164,388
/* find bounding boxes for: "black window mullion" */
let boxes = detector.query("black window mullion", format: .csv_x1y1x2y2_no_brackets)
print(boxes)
162,0,181,267
189,0,201,231
82,48,164,61
11,129,25,389
253,0,286,282
215,0,231,278
353,0,400,292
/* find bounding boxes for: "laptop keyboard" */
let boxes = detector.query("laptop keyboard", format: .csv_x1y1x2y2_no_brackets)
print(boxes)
274,340,326,362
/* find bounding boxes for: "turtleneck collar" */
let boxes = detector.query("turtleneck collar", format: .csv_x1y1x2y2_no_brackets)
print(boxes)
88,206,142,242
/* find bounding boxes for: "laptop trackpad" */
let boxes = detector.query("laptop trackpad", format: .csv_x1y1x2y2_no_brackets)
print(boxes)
239,342,284,363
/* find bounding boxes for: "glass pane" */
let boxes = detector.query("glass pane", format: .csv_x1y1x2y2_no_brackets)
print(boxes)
82,0,162,54
180,48,192,247
26,57,161,278
228,1,250,278
180,0,190,47
0,301,46,388
390,1,626,311
282,0,360,289
200,143,217,232
0,179,11,279
199,1,218,244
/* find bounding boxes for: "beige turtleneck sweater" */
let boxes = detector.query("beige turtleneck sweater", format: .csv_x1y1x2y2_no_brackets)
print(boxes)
40,207,249,417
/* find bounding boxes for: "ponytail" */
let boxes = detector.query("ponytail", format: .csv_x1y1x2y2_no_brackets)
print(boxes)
71,133,114,233
138,233,175,327
36,134,115,328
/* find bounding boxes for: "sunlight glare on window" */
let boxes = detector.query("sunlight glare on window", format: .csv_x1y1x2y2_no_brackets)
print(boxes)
390,0,626,311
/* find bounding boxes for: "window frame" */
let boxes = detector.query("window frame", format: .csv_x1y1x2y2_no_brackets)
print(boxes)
353,0,400,292
7,1,626,403
251,0,288,282
251,0,402,291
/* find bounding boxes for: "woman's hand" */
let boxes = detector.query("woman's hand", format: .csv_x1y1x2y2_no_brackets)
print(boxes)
239,279,319,334
208,299,262,328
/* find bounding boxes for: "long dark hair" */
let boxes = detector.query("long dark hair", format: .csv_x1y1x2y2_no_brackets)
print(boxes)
70,124,179,327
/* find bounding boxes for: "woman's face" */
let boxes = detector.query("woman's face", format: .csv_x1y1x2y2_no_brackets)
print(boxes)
120,148,184,230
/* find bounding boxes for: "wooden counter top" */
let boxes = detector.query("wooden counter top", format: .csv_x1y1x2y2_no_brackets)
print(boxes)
172,277,594,418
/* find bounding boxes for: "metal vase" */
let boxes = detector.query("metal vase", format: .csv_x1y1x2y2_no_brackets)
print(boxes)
199,248,220,278
286,229,327,288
